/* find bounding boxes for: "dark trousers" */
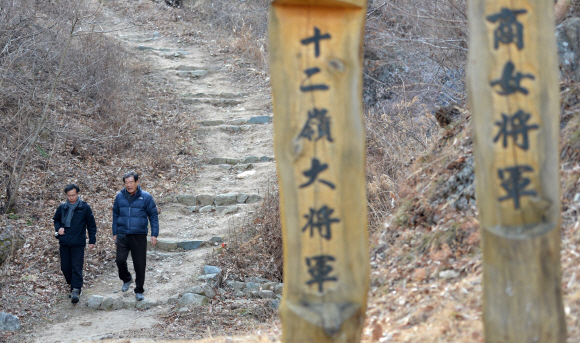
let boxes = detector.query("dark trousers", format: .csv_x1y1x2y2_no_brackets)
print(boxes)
60,245,85,290
115,234,147,294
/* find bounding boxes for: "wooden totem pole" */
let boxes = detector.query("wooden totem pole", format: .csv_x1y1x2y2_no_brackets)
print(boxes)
268,1,369,342
467,1,566,342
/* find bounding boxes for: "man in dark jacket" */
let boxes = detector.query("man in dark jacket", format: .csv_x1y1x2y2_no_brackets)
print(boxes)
112,171,159,301
53,184,97,304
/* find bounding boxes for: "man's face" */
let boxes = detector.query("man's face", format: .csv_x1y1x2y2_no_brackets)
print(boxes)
66,189,78,204
124,176,139,194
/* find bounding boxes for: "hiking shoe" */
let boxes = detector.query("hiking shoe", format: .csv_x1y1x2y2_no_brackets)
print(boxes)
135,293,144,301
121,279,132,292
71,288,81,304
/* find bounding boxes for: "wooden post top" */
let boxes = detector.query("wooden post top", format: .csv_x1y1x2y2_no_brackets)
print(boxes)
271,0,365,8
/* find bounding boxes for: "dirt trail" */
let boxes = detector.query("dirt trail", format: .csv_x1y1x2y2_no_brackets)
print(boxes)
23,8,276,343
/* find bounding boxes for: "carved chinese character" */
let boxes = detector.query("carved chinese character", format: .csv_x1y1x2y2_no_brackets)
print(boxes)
490,61,535,95
298,108,334,142
301,27,331,58
486,8,527,50
302,205,340,240
493,110,539,150
498,165,537,210
300,158,336,189
306,255,338,292
300,67,330,92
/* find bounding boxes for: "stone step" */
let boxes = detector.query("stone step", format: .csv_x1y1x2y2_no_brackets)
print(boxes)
208,156,274,165
199,116,271,127
175,192,263,207
146,236,223,252
181,97,243,106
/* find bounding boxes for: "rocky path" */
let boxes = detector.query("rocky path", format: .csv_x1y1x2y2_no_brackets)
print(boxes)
25,14,277,343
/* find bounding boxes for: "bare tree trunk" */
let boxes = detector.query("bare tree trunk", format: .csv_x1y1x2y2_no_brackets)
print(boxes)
5,1,81,213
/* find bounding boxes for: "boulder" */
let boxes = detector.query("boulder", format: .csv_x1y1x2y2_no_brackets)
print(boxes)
189,206,200,213
243,156,260,164
262,282,276,291
247,116,272,124
246,194,263,204
235,291,245,298
259,290,275,299
100,297,114,310
201,120,224,126
557,17,580,81
245,282,260,290
199,206,215,213
214,193,238,206
226,158,240,165
153,239,178,251
197,194,215,206
167,295,180,305
246,277,270,284
185,284,215,298
0,226,25,266
204,265,221,275
0,312,21,331
136,299,158,310
87,295,103,310
269,299,280,310
209,237,223,243
179,293,208,307
123,299,137,309
216,206,239,214
209,158,227,165
177,241,203,250
237,193,250,203
260,156,274,162
177,194,198,206
275,283,284,295
112,297,124,310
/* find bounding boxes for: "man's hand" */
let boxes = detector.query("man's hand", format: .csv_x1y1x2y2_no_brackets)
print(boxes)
151,236,157,247
88,244,94,249
58,228,65,235
113,235,116,243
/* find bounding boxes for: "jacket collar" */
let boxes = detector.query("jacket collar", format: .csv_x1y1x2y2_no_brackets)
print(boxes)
121,186,142,198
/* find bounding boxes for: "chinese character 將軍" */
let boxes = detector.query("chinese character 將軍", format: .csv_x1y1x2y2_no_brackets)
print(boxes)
490,61,535,95
493,110,539,150
300,158,336,189
298,108,334,142
306,255,338,292
486,8,527,50
302,205,340,240
301,27,331,58
498,165,537,210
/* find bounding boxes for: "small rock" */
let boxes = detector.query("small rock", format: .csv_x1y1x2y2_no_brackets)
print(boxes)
177,241,204,250
167,295,180,305
237,170,256,179
112,297,124,310
243,156,260,164
209,237,223,243
204,265,221,275
179,293,209,307
262,282,275,291
214,193,238,206
100,297,114,311
177,194,198,206
234,164,252,171
269,299,280,310
199,206,215,213
228,119,246,125
183,284,215,298
226,158,241,165
228,281,245,291
209,158,227,165
246,194,263,204
176,70,207,77
274,283,284,295
259,290,275,299
153,239,178,251
247,116,272,124
412,268,428,282
237,193,250,203
439,270,460,279
219,164,231,170
87,295,103,310
202,120,224,126
0,312,21,331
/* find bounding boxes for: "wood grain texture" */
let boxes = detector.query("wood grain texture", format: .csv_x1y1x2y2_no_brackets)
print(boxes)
269,1,368,342
467,0,566,342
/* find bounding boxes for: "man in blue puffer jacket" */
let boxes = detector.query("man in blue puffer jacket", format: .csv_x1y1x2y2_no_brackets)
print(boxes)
112,171,159,301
